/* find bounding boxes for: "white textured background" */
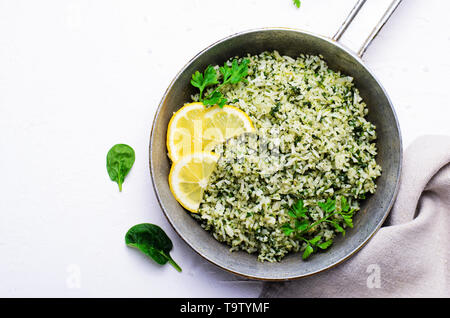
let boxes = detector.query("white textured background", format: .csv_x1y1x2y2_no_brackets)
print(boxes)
0,0,449,297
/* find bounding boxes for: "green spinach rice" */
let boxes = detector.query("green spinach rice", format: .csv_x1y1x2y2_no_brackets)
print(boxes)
192,51,381,262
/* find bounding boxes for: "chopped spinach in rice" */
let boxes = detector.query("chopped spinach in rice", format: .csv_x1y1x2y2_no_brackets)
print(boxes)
192,51,381,262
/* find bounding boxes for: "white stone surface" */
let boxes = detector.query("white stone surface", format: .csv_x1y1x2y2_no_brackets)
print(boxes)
0,0,449,297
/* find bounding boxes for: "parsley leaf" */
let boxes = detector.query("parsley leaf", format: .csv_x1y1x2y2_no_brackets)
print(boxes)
317,239,333,250
309,235,322,246
226,59,250,84
288,209,298,218
203,91,227,108
341,197,350,212
281,223,295,236
288,199,308,219
191,58,249,108
295,219,309,232
190,65,219,101
342,214,354,228
330,221,345,236
219,62,233,82
302,244,313,260
317,198,336,213
282,196,356,260
293,0,301,8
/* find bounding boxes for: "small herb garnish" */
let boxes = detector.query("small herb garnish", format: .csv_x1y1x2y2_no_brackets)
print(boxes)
106,144,135,192
125,223,182,272
293,0,301,8
282,197,355,259
270,102,281,116
191,58,250,108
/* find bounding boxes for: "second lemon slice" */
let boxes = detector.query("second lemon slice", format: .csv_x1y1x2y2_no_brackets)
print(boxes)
169,152,220,213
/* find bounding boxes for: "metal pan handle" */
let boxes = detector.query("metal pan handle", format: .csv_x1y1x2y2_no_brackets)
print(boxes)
332,0,403,57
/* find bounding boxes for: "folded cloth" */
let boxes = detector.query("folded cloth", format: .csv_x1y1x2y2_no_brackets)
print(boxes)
260,135,450,298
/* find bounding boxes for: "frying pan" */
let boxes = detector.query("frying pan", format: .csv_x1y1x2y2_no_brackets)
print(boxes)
149,0,403,280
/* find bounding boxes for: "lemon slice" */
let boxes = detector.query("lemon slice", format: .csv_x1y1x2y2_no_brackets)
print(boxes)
166,102,207,162
202,105,254,152
166,103,254,162
168,152,219,212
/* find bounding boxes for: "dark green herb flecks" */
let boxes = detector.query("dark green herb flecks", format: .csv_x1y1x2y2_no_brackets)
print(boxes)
106,144,135,192
270,102,281,116
125,223,182,272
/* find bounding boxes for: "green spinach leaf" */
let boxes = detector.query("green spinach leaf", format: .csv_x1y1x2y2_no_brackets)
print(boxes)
125,223,182,272
106,144,135,192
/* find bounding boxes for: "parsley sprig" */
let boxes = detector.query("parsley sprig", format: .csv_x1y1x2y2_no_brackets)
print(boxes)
281,197,355,260
191,58,250,108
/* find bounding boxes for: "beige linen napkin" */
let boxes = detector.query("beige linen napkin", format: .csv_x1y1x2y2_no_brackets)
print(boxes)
260,135,450,298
